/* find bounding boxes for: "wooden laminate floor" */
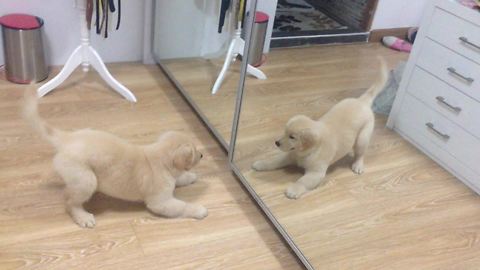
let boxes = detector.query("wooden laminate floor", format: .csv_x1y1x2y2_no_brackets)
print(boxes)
0,64,301,269
167,43,480,269
237,44,480,269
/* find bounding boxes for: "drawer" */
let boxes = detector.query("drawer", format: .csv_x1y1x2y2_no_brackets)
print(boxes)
427,8,480,64
395,115,480,193
407,67,480,139
417,38,480,102
396,94,480,176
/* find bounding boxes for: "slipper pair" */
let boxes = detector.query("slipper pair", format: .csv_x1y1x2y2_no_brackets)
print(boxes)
382,37,412,52
381,27,418,53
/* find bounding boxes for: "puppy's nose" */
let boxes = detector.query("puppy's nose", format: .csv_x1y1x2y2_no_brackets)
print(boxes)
275,141,280,147
200,153,203,158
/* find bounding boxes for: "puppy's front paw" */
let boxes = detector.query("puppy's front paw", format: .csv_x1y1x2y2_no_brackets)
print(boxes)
285,183,307,200
351,160,364,175
72,212,96,228
187,204,208,220
252,160,269,171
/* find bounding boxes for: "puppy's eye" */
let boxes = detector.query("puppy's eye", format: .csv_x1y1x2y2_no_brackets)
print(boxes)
289,135,295,139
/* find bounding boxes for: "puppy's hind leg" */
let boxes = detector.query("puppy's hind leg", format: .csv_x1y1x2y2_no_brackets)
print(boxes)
54,155,97,228
352,120,374,175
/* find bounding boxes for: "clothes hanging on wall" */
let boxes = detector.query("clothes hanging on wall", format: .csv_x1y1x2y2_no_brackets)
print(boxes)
239,0,246,28
95,0,100,33
218,0,247,33
218,0,231,33
115,0,121,30
104,0,109,38
91,0,121,38
238,0,244,22
86,0,93,30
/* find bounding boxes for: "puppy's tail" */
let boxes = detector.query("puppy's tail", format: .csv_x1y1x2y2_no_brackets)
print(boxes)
359,56,389,105
23,87,65,148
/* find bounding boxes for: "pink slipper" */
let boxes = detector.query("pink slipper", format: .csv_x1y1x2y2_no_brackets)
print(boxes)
382,36,412,53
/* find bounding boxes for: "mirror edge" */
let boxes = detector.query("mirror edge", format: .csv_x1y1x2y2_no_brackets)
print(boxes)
227,1,315,269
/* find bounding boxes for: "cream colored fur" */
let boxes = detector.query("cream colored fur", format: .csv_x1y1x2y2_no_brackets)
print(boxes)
253,58,389,199
23,91,206,228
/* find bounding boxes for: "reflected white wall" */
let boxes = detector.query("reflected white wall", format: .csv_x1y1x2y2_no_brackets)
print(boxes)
153,0,231,60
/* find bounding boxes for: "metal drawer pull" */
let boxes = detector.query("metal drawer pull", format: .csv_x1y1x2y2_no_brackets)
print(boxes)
426,122,450,140
459,36,480,50
447,67,474,84
436,96,462,113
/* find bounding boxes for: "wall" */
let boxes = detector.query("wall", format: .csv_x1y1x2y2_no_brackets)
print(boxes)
0,0,428,66
371,0,430,29
152,0,278,59
0,0,146,66
153,0,232,60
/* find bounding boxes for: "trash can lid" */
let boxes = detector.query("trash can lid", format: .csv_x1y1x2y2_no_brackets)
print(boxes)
0,14,43,30
255,11,269,23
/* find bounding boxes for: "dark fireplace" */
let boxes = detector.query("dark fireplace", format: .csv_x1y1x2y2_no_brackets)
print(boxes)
304,0,378,31
271,0,378,47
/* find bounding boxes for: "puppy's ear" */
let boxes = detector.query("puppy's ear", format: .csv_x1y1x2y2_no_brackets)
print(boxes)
299,129,319,151
173,144,195,170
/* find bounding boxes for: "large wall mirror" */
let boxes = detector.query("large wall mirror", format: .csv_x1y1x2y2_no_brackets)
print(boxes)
231,43,408,268
153,0,477,269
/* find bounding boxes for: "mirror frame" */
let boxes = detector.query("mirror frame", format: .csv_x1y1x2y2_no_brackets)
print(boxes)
227,1,314,269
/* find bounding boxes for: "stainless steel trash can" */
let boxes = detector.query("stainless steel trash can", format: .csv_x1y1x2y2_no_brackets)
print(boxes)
246,11,269,67
0,14,48,84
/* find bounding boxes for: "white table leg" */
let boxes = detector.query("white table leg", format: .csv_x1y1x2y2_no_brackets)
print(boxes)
247,64,267,80
212,38,240,95
37,46,83,98
88,47,137,102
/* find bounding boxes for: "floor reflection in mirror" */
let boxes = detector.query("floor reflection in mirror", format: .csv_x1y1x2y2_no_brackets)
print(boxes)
232,43,480,268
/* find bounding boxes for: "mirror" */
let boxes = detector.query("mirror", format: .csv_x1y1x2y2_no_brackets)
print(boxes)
231,44,424,268
152,0,246,147
151,0,480,268
231,2,437,267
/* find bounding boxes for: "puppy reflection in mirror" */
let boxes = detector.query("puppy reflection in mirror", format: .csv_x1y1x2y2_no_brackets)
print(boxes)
253,58,388,199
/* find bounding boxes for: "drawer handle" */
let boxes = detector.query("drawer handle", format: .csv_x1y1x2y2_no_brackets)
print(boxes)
447,67,474,84
436,96,462,113
426,122,450,140
459,36,480,50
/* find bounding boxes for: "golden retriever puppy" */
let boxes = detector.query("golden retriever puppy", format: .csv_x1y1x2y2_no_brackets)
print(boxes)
23,92,207,228
253,59,388,199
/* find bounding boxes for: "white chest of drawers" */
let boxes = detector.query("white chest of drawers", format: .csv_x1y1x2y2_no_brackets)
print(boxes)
387,0,480,193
